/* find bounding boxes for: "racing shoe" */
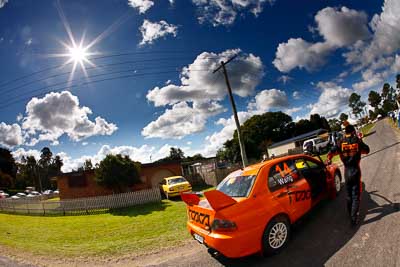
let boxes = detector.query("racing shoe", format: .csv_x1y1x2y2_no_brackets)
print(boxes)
350,214,360,228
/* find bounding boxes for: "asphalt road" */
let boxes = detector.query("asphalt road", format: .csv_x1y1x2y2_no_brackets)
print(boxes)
152,119,400,267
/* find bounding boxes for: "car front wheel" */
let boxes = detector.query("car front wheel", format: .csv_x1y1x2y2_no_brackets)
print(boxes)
262,216,290,256
334,172,341,194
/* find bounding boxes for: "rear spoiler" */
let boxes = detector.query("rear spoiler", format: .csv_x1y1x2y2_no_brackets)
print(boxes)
181,190,237,211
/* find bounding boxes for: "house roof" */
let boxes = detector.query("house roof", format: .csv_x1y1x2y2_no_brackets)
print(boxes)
268,129,328,149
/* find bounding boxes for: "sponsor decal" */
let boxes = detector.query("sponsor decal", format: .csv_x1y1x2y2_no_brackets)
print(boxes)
188,209,210,228
293,190,311,202
277,175,294,186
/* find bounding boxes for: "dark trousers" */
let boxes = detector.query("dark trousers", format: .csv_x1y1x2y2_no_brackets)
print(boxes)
344,167,362,221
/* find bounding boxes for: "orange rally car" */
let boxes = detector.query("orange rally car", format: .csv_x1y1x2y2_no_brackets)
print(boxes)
181,154,342,258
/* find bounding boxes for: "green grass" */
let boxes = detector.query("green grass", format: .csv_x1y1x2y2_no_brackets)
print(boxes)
0,200,190,258
316,153,341,165
43,197,60,202
360,122,376,136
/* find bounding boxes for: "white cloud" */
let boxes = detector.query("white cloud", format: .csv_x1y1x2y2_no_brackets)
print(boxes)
356,0,400,66
139,20,178,46
0,122,24,148
192,0,273,26
309,83,353,118
248,89,289,112
12,148,41,162
143,49,263,140
142,101,225,139
277,75,292,84
57,144,174,173
315,7,370,47
0,0,8,8
273,38,333,72
21,91,117,145
128,0,154,14
352,68,389,91
273,6,370,73
292,91,301,99
202,111,253,157
146,49,264,106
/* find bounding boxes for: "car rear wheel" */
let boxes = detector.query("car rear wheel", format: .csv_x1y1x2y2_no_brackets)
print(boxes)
334,172,341,194
262,215,290,256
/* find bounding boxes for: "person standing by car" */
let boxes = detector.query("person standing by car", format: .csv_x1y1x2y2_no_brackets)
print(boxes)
327,124,370,226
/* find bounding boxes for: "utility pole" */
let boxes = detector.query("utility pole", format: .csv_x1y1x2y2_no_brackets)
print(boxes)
213,55,248,168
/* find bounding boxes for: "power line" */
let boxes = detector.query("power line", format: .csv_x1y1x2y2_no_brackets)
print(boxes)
0,51,219,89
2,65,185,102
1,59,190,96
0,69,210,110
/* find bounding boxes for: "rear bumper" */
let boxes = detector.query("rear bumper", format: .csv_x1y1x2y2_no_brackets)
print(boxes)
167,189,192,197
187,221,261,258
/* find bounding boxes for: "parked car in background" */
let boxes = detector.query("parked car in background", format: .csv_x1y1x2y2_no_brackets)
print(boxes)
303,137,329,154
53,190,59,194
16,193,27,198
0,192,9,198
27,191,41,197
160,176,192,199
43,190,53,195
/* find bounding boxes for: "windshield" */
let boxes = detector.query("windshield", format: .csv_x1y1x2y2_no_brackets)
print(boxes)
217,175,256,197
168,177,187,185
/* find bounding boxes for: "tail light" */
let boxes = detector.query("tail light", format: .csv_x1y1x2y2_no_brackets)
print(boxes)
211,218,237,232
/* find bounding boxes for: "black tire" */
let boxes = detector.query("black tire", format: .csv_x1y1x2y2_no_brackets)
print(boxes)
262,215,291,256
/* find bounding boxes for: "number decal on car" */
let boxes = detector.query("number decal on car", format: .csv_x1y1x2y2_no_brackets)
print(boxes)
293,190,311,202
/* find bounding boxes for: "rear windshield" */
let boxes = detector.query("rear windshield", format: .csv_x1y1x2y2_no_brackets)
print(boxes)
217,175,256,197
168,177,187,185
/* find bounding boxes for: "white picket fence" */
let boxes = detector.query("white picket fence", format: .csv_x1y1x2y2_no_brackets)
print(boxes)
0,188,161,216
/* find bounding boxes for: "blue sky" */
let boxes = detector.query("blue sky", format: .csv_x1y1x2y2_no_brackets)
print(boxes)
0,0,399,171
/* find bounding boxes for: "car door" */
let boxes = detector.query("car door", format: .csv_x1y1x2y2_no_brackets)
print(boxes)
268,158,312,222
295,157,327,202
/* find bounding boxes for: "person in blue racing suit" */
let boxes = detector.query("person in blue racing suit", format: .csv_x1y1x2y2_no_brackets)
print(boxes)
327,124,370,226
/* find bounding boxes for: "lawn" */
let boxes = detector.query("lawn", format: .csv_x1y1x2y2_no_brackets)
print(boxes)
360,122,376,136
0,199,190,258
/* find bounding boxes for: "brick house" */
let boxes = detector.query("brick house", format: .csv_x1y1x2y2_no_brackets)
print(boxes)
56,161,182,199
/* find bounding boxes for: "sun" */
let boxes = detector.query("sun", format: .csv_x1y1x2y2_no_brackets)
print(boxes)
68,44,88,64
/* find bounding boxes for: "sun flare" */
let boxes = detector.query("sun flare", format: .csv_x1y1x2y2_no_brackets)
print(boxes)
68,44,88,64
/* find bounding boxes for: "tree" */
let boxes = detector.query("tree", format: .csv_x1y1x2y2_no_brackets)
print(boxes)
339,113,348,122
349,93,366,118
328,118,341,132
309,114,331,131
95,154,141,193
0,148,17,180
83,159,93,171
184,154,205,162
38,147,53,191
169,147,184,160
368,90,382,109
50,155,63,175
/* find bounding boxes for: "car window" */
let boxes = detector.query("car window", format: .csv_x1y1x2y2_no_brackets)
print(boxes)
304,141,313,147
306,160,323,169
168,177,187,185
217,175,256,197
268,159,299,192
295,158,307,170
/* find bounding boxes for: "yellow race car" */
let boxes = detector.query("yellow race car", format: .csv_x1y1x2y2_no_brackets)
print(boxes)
160,176,192,199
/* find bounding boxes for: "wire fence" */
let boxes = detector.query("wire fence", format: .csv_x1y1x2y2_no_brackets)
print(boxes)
0,188,161,216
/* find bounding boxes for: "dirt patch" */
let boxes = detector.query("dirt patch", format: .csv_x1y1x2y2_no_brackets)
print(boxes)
0,240,198,267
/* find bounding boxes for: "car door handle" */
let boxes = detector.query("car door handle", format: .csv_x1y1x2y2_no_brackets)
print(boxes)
277,192,287,198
